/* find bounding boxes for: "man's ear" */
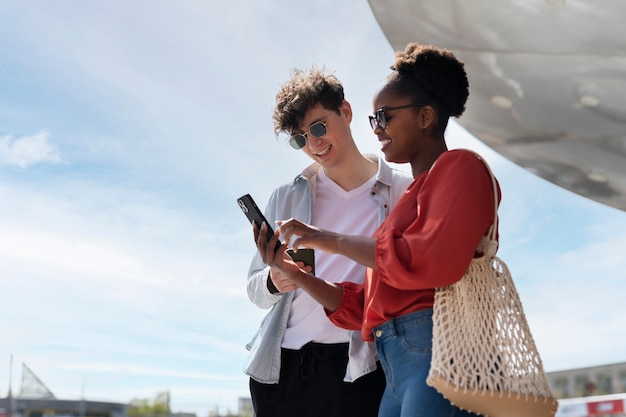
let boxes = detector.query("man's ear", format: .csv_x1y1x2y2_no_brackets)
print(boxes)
340,100,353,123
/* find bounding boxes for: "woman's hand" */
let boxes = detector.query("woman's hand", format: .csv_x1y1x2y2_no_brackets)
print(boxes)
279,218,378,269
253,222,311,292
277,218,340,254
254,220,344,311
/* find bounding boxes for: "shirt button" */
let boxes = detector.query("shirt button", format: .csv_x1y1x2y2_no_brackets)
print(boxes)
375,329,383,338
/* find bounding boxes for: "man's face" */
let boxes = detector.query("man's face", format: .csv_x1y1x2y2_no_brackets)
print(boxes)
295,101,352,168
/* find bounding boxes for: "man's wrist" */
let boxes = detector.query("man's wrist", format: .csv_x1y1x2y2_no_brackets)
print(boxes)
266,270,280,294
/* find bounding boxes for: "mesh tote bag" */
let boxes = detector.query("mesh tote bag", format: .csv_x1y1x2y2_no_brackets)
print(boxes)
426,154,558,417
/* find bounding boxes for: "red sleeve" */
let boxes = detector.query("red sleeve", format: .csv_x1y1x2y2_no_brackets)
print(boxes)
375,150,499,290
326,281,365,331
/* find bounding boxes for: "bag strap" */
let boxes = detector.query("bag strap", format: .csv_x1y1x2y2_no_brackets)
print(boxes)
460,149,499,241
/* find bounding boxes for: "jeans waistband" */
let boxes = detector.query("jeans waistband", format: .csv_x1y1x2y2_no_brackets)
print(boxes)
372,308,433,340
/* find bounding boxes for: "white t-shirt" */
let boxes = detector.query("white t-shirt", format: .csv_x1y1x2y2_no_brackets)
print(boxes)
282,167,379,349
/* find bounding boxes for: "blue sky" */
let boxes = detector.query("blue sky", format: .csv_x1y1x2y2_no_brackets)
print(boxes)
1,1,625,415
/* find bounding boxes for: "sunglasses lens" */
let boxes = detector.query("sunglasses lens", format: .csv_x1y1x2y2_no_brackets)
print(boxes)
369,111,385,130
309,122,326,138
376,110,386,130
289,134,307,149
289,122,326,149
369,115,377,130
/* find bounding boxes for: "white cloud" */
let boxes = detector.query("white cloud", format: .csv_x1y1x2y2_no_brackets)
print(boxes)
0,227,144,279
0,130,61,168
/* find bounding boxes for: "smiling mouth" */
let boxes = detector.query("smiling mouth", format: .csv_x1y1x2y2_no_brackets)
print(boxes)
315,145,332,156
380,139,391,146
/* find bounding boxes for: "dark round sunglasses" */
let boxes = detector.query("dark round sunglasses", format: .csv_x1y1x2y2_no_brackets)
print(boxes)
368,103,427,131
289,121,327,150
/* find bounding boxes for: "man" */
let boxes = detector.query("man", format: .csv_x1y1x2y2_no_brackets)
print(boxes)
244,67,412,417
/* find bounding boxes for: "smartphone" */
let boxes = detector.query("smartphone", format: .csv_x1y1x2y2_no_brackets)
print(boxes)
237,193,281,252
286,248,315,275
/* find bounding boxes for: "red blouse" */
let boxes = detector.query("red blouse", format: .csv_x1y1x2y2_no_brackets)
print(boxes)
328,149,500,342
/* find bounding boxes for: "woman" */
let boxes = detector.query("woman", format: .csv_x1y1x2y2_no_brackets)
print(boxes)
255,42,501,417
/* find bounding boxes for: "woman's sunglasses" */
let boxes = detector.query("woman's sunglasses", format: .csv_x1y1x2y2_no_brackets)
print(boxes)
289,121,327,150
368,103,427,131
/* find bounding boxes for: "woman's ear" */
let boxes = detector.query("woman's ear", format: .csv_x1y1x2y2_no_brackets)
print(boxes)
420,105,436,129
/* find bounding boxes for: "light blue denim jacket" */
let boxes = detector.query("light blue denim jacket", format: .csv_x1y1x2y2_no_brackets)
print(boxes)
244,155,413,384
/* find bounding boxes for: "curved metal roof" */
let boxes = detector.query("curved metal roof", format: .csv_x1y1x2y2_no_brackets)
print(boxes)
369,0,626,211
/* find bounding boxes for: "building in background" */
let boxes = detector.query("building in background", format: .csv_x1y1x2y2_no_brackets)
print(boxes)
547,362,626,417
0,362,126,417
548,362,626,398
0,398,127,417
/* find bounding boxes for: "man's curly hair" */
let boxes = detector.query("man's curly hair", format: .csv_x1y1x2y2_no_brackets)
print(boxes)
273,66,344,136
388,43,469,134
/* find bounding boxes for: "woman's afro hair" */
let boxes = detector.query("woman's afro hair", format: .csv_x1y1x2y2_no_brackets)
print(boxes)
392,43,469,117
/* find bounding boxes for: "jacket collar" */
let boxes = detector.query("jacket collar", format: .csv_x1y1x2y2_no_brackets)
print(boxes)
294,154,392,186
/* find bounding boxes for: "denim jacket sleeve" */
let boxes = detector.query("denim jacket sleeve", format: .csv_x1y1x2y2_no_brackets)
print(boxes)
246,178,312,309
244,176,313,383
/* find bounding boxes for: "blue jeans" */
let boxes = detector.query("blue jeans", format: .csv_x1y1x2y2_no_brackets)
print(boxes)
373,308,475,417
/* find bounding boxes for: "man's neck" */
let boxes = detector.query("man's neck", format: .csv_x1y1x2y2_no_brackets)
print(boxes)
323,153,378,191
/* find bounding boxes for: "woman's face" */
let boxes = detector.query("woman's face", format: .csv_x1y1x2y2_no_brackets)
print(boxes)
371,86,425,165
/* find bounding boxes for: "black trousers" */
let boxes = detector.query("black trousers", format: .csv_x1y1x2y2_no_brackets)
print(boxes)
249,342,385,417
